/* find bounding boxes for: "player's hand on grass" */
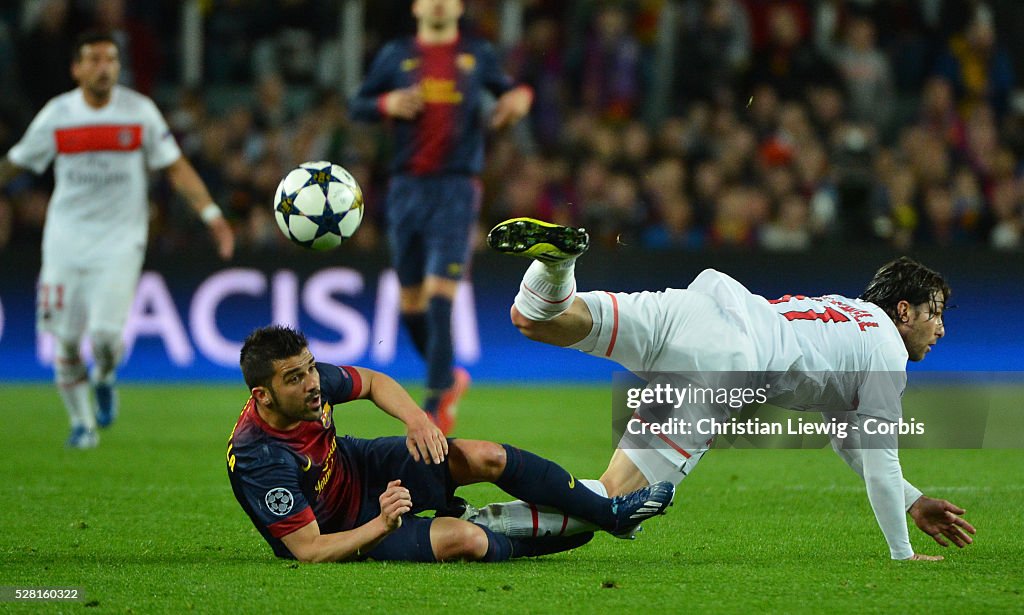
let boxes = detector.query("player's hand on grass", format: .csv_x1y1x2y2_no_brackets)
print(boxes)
208,216,235,260
384,87,423,120
908,553,944,561
909,496,976,548
379,479,412,531
406,414,448,464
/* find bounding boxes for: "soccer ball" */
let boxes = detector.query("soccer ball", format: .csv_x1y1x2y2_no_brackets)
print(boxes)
273,161,364,250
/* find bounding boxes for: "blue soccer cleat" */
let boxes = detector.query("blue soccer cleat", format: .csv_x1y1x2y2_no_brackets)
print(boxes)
65,426,98,449
609,481,675,536
95,382,118,428
486,218,589,263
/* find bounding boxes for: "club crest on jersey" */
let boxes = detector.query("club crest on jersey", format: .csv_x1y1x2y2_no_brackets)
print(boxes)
457,53,476,72
321,403,333,429
401,58,421,71
265,488,294,516
118,128,135,147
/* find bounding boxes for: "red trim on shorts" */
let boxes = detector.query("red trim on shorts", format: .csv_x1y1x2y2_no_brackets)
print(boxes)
268,506,315,538
55,124,142,153
529,503,539,537
559,514,569,536
631,412,692,459
522,282,576,304
603,292,619,357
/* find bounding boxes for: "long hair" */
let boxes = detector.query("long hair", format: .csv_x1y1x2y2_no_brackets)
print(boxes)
860,257,951,320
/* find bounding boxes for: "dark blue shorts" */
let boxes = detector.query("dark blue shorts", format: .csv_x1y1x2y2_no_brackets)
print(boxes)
386,174,481,287
343,435,458,562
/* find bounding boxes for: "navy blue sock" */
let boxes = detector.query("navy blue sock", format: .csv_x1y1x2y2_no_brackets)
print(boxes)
426,296,454,391
401,311,429,359
495,444,615,531
478,524,513,562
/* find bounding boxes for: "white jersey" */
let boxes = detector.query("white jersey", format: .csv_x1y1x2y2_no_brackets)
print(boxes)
7,86,182,267
688,269,908,422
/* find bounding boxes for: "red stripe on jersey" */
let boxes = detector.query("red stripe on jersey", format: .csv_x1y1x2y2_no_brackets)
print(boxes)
267,506,315,538
55,124,142,153
529,503,539,537
409,40,459,175
559,513,569,536
604,292,620,357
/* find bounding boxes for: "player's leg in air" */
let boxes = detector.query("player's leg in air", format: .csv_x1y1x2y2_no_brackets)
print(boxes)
39,265,98,448
484,217,731,537
389,176,473,435
356,435,675,562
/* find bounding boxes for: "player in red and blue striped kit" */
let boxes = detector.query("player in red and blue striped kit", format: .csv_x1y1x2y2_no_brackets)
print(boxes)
227,326,674,563
350,0,533,434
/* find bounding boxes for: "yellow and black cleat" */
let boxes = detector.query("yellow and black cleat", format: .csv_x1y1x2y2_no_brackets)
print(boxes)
486,217,589,263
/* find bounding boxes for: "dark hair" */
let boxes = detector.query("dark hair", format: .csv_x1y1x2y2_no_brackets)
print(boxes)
239,326,309,390
860,257,951,320
73,30,118,61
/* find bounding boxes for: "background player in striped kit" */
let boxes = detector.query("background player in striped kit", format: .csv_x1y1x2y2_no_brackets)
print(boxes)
0,31,234,448
350,0,533,434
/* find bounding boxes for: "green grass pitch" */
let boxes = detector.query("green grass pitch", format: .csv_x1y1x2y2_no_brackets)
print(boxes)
3,383,1022,612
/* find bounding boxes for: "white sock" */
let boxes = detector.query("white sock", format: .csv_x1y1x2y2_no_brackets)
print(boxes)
56,357,96,431
473,479,606,537
513,259,578,321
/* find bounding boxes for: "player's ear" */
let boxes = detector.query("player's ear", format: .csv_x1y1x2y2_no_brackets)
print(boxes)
253,386,273,407
895,300,912,324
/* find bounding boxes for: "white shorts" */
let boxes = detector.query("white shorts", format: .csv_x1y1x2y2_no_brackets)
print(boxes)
36,254,144,341
572,288,757,484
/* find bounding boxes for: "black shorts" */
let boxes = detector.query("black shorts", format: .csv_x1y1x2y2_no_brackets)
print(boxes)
343,435,459,562
385,174,481,287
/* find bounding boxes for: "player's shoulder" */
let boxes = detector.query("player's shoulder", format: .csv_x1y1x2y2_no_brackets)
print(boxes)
316,362,362,402
230,411,300,470
33,90,80,120
461,35,498,56
377,37,415,60
112,86,160,111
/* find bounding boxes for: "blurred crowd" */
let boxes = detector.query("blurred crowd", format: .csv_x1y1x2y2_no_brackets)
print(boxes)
2,0,1024,254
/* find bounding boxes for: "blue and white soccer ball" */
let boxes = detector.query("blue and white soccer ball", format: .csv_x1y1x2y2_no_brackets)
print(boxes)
273,161,364,250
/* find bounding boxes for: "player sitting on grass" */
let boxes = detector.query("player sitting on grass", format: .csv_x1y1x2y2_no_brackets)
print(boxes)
226,325,674,563
477,217,976,561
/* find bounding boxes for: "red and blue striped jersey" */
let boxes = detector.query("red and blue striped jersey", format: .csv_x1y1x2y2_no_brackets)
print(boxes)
226,363,363,559
350,35,518,176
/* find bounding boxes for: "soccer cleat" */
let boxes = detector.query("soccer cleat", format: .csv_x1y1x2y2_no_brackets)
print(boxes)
609,481,675,536
486,218,589,263
65,426,99,449
430,367,470,436
94,382,118,428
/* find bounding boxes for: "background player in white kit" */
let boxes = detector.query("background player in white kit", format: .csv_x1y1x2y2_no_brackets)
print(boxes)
479,217,976,561
0,31,234,449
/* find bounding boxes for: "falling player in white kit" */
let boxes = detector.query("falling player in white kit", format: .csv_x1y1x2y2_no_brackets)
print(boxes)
0,31,234,448
479,217,976,561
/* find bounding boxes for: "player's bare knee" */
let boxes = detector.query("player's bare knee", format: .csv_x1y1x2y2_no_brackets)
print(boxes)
510,305,543,340
432,519,488,561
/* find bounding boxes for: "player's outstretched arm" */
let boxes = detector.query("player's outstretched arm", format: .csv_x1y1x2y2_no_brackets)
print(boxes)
281,480,411,563
163,156,234,260
352,367,448,464
909,495,976,548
